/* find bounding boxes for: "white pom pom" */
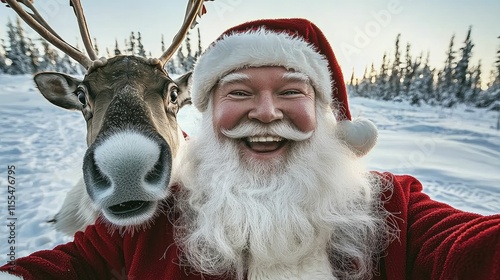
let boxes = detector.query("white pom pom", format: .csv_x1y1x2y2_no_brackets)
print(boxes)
336,118,378,157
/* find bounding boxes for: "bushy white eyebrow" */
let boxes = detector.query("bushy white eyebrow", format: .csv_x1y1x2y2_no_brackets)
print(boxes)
282,71,310,83
217,72,250,88
217,70,310,88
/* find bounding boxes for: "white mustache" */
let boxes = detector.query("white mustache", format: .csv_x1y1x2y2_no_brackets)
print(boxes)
222,121,313,142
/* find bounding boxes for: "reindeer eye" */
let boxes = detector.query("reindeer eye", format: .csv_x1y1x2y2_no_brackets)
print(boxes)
76,89,86,106
170,87,178,104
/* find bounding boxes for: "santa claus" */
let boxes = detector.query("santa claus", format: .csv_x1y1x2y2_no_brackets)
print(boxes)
173,18,394,280
1,18,499,280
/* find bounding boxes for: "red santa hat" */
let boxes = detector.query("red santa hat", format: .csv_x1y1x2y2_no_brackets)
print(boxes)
191,18,377,156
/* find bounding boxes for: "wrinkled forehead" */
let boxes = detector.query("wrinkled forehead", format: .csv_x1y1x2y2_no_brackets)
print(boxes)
217,67,311,88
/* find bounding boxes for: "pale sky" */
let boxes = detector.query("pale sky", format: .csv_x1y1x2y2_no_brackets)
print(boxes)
1,0,499,85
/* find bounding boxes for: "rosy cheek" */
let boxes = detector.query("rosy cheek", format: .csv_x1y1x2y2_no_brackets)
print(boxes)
212,102,246,132
286,102,316,132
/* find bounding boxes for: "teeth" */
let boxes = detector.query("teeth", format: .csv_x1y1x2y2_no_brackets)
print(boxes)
247,136,283,143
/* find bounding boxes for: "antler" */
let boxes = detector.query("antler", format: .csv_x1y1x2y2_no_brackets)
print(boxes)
157,0,206,67
4,0,95,69
69,0,98,61
5,0,212,70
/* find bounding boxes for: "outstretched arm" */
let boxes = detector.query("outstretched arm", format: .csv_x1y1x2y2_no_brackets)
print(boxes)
0,222,124,280
403,176,500,279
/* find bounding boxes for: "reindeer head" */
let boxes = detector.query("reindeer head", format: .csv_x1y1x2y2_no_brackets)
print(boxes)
5,0,208,226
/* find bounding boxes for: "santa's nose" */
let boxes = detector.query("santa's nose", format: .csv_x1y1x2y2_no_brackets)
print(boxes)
248,94,283,123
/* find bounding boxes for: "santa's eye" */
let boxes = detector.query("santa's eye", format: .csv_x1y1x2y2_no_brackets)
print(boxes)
229,91,250,97
281,90,301,95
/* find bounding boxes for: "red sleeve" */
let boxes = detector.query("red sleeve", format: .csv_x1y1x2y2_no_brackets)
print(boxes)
400,174,500,279
0,222,125,280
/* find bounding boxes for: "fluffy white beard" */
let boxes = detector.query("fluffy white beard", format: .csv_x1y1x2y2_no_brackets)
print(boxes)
174,105,394,280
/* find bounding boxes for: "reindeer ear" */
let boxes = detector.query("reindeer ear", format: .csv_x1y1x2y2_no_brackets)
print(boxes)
34,72,83,110
174,72,192,108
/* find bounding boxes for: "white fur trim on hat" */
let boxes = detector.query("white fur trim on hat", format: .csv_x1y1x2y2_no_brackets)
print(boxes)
337,118,378,157
191,28,333,112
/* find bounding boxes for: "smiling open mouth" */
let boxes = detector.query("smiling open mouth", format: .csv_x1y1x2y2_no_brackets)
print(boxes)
244,135,287,152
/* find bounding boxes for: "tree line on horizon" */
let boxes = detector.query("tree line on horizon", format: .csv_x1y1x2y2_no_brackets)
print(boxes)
1,18,499,111
348,27,500,110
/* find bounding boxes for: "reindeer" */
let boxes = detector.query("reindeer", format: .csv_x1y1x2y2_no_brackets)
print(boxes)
5,0,209,234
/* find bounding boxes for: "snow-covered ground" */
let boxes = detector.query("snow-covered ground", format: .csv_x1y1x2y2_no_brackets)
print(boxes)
0,74,499,262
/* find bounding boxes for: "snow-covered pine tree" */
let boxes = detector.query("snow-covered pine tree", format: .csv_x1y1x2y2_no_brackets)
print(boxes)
0,41,6,73
437,34,457,107
114,40,121,55
420,52,437,105
376,52,391,100
465,60,482,106
137,32,146,57
356,66,370,97
27,37,41,73
401,42,414,96
128,32,136,55
388,33,402,100
161,34,177,75
123,38,129,55
406,52,424,105
93,38,100,58
485,35,500,91
454,26,474,104
476,36,500,110
176,44,187,73
184,31,196,71
346,68,357,96
5,18,33,74
38,39,58,71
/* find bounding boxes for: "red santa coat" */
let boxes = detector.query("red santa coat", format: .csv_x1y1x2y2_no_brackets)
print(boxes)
2,172,500,280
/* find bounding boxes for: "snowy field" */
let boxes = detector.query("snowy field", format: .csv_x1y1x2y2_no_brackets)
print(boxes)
0,74,499,262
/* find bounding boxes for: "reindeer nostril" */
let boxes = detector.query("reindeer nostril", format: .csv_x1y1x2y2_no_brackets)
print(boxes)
93,164,112,189
145,159,162,184
85,152,112,191
145,143,169,184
